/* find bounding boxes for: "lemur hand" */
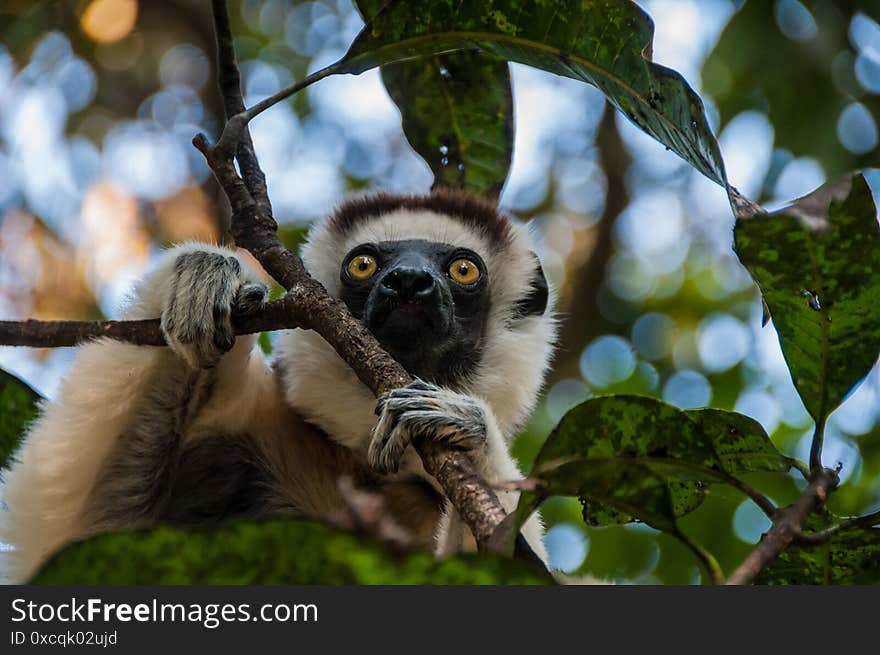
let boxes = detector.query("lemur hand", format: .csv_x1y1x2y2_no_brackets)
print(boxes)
160,250,267,370
368,379,488,474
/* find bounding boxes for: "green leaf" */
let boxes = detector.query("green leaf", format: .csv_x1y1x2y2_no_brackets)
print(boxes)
0,369,41,469
756,527,880,585
338,0,726,185
685,408,794,475
514,396,790,533
355,1,513,196
733,173,880,424
33,518,551,585
381,52,513,197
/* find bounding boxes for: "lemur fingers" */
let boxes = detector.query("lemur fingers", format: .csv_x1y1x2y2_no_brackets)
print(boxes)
160,251,267,370
368,380,488,474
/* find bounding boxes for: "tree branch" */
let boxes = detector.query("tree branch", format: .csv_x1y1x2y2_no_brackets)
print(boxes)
0,297,303,348
197,2,513,552
725,467,839,585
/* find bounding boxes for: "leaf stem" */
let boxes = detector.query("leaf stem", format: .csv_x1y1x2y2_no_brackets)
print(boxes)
809,419,826,473
673,529,724,585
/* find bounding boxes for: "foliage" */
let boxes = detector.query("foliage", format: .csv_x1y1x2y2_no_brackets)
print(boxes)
336,0,726,185
2,0,879,585
756,527,880,585
33,519,551,585
735,174,880,426
355,0,514,197
0,369,40,469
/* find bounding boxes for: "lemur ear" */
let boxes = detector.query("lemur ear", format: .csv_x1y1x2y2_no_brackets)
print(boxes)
512,252,549,319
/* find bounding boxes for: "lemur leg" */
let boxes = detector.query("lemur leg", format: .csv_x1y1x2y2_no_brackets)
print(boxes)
0,244,266,583
368,380,547,561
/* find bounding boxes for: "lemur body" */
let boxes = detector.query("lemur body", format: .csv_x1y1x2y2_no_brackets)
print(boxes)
0,191,556,583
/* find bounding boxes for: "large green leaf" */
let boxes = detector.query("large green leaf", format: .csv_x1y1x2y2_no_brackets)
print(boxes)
353,2,513,197
335,0,726,186
33,518,551,585
703,1,880,179
0,368,41,469
381,53,513,197
734,173,880,424
755,527,880,585
513,396,790,533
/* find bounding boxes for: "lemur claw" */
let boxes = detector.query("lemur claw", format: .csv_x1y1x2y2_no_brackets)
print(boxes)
368,379,488,475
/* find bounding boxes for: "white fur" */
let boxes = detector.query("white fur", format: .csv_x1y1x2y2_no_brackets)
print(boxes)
0,243,262,583
280,207,557,558
1,203,558,582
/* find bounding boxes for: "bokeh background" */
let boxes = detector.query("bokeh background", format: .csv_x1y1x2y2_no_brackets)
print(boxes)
1,0,879,583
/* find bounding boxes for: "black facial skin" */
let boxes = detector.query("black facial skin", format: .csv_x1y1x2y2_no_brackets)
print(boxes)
339,239,490,386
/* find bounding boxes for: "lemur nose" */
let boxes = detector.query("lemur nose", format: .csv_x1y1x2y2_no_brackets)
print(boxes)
381,266,436,300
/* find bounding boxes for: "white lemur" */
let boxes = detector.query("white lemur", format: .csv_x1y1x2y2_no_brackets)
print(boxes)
0,190,556,583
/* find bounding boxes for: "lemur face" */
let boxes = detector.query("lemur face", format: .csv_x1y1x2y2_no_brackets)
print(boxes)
338,239,491,385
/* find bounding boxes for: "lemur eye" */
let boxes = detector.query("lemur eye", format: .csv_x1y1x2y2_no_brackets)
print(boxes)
448,258,481,285
347,254,378,280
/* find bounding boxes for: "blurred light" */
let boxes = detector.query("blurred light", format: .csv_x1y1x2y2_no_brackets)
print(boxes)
795,427,861,484
837,102,878,154
850,12,880,60
697,313,750,373
614,190,686,263
772,158,825,203
103,121,189,200
719,111,774,200
159,44,210,91
580,335,637,388
831,374,879,436
774,0,818,41
545,524,589,573
607,252,656,301
54,58,97,113
80,0,138,45
855,53,880,93
556,158,606,218
545,379,590,423
663,370,711,409
29,32,73,72
631,312,677,361
734,388,782,435
733,500,772,543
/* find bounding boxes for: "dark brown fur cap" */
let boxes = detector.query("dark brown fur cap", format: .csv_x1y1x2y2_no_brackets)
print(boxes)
327,188,516,248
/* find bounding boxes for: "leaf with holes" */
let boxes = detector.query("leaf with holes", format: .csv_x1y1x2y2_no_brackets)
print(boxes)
334,0,725,185
734,173,880,426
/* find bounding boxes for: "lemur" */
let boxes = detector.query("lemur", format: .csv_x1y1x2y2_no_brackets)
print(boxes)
0,190,556,583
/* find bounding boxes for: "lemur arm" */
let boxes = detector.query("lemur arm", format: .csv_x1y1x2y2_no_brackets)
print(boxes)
0,243,267,583
369,380,547,561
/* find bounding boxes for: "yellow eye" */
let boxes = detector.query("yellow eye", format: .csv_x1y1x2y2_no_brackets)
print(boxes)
448,258,481,285
347,254,378,280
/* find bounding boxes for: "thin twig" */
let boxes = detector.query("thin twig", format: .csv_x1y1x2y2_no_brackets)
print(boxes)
673,528,725,585
725,467,839,585
794,508,880,545
210,0,272,218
